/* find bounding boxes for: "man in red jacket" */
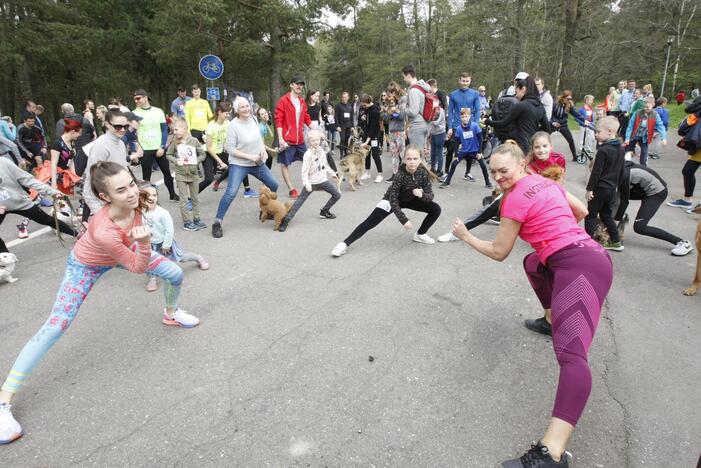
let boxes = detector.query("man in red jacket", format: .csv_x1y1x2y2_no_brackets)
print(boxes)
275,74,311,199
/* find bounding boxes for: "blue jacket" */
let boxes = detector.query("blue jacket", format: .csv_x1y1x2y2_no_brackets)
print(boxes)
453,121,482,154
448,87,480,130
655,107,669,130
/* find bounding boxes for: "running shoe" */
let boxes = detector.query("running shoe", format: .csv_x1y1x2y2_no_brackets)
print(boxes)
385,175,395,184
170,194,180,202
686,203,701,214
212,221,223,238
162,309,200,328
648,154,660,160
146,277,159,292
39,197,53,207
439,182,450,189
183,221,198,231
667,198,692,208
331,242,347,257
438,232,458,243
603,241,624,252
193,218,207,230
463,174,475,182
278,217,289,232
374,174,383,183
360,172,371,181
320,210,336,219
524,317,552,336
16,221,29,239
243,189,260,198
501,442,571,467
289,188,299,200
413,233,435,244
485,183,494,189
0,403,22,445
671,240,694,256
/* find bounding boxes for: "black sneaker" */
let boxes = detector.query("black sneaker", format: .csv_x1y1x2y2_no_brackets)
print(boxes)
386,174,394,184
524,317,552,336
320,210,336,219
170,194,180,202
212,221,223,238
502,442,570,467
278,217,289,232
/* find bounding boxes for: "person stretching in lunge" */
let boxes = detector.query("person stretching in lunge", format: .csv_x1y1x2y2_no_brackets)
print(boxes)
0,161,199,445
452,141,612,468
279,130,340,232
331,145,441,256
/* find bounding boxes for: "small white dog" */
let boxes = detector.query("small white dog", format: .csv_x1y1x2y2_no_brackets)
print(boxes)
0,252,18,283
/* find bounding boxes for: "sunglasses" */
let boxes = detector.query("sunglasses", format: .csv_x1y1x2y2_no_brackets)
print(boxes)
110,124,130,130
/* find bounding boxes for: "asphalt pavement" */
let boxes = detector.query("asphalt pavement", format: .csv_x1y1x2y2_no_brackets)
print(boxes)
0,132,698,467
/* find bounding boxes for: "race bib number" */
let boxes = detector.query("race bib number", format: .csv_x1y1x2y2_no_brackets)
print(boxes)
343,112,350,119
376,199,391,212
177,144,197,165
370,140,378,148
0,189,10,202
196,110,205,119
463,131,474,140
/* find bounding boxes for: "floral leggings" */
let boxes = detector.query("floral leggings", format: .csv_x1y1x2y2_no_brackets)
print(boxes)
388,131,406,174
1,251,183,394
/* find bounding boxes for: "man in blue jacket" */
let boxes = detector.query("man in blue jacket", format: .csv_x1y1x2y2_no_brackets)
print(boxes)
445,72,480,176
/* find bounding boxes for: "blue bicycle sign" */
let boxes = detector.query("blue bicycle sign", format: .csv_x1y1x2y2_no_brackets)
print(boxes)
199,55,224,80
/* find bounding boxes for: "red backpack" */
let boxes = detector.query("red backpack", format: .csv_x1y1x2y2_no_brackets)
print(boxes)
411,84,441,122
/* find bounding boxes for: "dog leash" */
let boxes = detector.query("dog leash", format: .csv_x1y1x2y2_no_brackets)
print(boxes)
52,196,79,248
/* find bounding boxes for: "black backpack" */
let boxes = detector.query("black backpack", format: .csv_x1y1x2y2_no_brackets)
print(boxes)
491,94,517,141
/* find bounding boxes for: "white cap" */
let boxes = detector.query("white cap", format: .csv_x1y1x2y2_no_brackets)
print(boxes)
514,72,529,81
506,86,516,96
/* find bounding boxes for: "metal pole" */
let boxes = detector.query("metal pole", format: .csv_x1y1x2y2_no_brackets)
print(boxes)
661,40,673,98
208,79,215,111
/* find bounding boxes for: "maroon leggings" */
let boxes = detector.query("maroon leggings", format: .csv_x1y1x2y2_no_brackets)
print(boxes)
523,239,613,426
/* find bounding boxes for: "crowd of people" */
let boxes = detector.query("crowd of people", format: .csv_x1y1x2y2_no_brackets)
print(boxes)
0,66,700,468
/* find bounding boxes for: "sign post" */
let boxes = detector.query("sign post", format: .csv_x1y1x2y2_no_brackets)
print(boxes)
198,54,224,110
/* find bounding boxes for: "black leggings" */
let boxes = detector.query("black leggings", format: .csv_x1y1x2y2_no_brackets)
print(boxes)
444,139,458,174
199,153,229,192
344,199,441,246
365,146,383,172
682,159,700,197
0,205,76,253
552,126,577,160
632,190,681,245
140,150,176,198
339,127,352,157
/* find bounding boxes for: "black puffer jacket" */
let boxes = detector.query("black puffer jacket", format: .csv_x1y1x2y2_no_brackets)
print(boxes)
487,95,550,153
383,163,435,225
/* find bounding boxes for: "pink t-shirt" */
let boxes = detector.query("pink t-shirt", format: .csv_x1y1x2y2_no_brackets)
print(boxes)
500,174,590,263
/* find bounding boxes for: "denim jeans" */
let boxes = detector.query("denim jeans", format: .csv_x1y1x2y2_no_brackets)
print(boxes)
215,163,279,221
626,137,649,166
430,133,446,172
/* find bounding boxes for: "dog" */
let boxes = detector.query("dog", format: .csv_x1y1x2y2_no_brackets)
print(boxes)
683,204,701,296
337,143,370,191
258,186,292,231
0,252,18,284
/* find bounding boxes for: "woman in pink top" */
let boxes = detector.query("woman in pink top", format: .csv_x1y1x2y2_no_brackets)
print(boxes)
0,162,199,445
452,141,613,468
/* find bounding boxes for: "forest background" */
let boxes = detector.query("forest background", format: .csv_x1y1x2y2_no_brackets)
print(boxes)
0,0,699,134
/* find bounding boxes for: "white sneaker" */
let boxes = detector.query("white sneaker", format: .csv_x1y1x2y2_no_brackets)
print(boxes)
0,403,23,444
413,233,435,245
331,242,347,257
671,240,694,256
437,232,458,243
360,172,371,181
374,174,383,183
463,174,475,182
162,308,200,328
687,203,701,214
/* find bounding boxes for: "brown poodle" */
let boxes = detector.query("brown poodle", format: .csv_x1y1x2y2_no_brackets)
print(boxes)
259,186,292,231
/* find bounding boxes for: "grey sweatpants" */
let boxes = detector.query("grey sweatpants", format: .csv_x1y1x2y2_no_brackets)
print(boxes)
407,123,429,150
286,180,341,221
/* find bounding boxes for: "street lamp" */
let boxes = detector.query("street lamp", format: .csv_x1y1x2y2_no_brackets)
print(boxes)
660,35,675,98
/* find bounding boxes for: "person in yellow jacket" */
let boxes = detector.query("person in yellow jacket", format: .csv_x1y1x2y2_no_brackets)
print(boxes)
184,84,213,142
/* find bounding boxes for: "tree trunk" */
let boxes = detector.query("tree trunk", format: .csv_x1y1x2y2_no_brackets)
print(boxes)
512,0,528,75
269,23,282,107
671,0,697,94
558,0,581,91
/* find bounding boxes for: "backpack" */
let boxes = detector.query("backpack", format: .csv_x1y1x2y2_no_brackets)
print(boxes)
491,95,517,140
411,84,440,122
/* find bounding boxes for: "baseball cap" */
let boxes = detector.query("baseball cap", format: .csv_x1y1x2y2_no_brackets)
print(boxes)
133,89,148,97
514,72,529,81
506,86,516,96
124,111,143,122
290,74,305,85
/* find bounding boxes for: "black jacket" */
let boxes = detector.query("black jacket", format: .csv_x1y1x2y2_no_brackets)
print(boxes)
487,95,550,153
551,103,583,128
335,102,354,129
362,103,381,141
586,139,625,192
383,163,435,225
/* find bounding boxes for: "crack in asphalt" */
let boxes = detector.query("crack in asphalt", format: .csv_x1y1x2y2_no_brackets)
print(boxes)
599,297,632,468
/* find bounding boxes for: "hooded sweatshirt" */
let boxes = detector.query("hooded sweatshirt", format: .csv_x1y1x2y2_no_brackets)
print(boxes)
406,80,431,128
0,157,59,211
448,87,480,129
487,95,550,153
540,90,554,120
